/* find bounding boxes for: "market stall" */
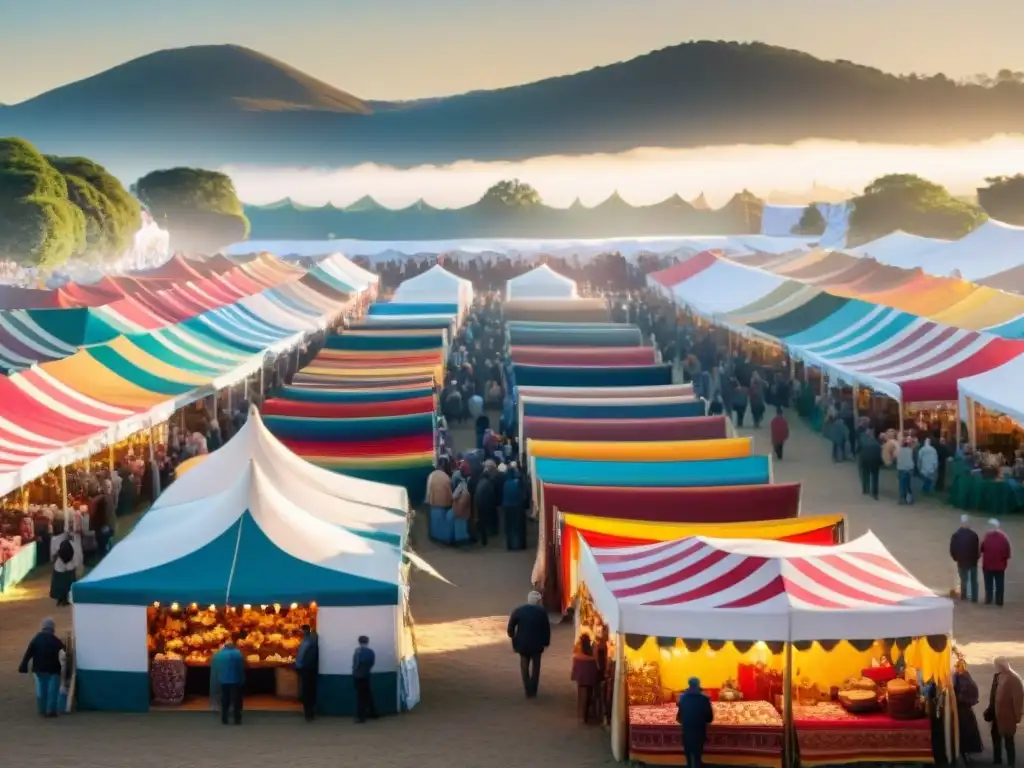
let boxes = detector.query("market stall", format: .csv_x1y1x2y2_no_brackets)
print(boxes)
575,533,953,767
505,265,579,301
72,409,428,715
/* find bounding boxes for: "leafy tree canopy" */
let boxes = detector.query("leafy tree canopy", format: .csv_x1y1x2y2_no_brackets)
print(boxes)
479,178,542,209
849,173,986,242
0,137,86,267
977,174,1024,225
792,204,826,235
47,155,142,260
133,167,249,253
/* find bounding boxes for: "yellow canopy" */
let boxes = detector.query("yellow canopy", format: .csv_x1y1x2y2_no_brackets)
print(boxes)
528,437,751,461
560,511,844,540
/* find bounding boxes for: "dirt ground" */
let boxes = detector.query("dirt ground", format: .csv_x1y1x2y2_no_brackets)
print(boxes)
1,415,1021,768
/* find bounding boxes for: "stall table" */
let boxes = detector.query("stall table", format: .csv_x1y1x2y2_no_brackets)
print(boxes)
792,702,933,767
948,469,1024,516
629,701,784,767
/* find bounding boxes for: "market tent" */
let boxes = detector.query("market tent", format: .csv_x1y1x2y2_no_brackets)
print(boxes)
773,306,1024,402
555,513,845,612
520,395,704,423
577,532,951,641
515,384,693,400
903,219,1024,280
391,265,472,310
671,260,788,317
505,264,578,301
522,415,729,442
957,353,1024,429
526,437,751,462
503,298,609,323
507,324,640,347
848,231,949,270
369,302,459,317
532,482,801,611
73,466,408,713
277,385,434,404
511,363,672,388
532,455,770,488
509,346,656,366
647,251,719,291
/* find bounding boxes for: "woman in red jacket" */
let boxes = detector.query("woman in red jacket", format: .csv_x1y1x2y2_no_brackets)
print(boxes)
981,519,1012,607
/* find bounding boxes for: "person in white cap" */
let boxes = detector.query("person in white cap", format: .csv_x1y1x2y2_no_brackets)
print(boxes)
950,515,980,602
981,519,1012,607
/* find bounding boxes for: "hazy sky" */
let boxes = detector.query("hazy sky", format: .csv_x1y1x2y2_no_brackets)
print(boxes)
1,0,1022,104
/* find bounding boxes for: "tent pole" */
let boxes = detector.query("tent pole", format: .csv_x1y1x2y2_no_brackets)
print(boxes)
783,641,794,768
898,398,905,437
109,443,115,472
60,464,68,514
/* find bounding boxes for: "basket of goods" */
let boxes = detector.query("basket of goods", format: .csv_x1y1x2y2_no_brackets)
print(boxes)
886,678,921,719
627,661,662,706
718,680,744,702
838,688,879,713
151,655,187,705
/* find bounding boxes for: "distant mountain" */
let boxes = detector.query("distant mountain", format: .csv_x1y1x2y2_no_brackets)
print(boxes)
3,41,1024,179
244,192,768,241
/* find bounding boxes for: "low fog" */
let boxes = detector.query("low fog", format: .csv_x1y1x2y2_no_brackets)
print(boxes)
223,136,1024,209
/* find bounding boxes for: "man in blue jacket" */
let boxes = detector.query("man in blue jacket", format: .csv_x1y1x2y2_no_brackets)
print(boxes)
676,677,714,768
211,635,245,725
352,635,377,723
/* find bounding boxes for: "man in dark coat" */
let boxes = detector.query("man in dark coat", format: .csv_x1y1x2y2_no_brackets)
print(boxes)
506,591,551,698
474,463,498,546
950,515,981,603
858,430,884,500
676,677,714,768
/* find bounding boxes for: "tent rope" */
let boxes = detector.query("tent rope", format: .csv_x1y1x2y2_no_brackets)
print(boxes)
224,517,245,606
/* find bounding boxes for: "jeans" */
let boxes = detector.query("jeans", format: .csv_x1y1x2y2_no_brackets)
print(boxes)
992,727,1015,765
958,565,979,602
519,653,542,697
34,672,60,716
898,470,914,504
220,682,242,724
860,465,880,499
685,749,704,768
984,569,1006,606
921,474,935,494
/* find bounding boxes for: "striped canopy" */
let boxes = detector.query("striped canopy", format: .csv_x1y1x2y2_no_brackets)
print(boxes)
578,532,951,642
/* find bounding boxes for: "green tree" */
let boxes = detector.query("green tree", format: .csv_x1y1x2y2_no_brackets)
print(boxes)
977,175,1024,225
0,137,85,266
479,178,542,209
792,204,826,235
47,155,142,260
133,167,249,253
849,174,986,242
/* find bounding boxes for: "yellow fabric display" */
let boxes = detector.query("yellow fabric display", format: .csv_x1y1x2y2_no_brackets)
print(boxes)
561,512,843,542
528,437,752,462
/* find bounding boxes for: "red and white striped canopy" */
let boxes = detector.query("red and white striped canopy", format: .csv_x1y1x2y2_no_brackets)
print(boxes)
579,532,951,642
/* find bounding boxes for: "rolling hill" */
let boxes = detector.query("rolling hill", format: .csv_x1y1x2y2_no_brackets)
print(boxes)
2,41,1024,178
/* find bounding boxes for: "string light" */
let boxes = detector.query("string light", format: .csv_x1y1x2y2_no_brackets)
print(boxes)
170,602,179,611
243,604,252,610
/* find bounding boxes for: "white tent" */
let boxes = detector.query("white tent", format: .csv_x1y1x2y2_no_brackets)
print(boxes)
505,264,578,301
72,409,425,715
392,264,473,311
848,231,950,270
671,260,789,318
958,353,1024,437
905,220,1024,280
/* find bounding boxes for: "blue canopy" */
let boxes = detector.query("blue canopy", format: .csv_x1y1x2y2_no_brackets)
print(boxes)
533,456,771,487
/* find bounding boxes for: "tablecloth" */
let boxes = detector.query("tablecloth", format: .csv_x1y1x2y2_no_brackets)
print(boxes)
948,468,1024,516
793,702,933,767
629,702,783,767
